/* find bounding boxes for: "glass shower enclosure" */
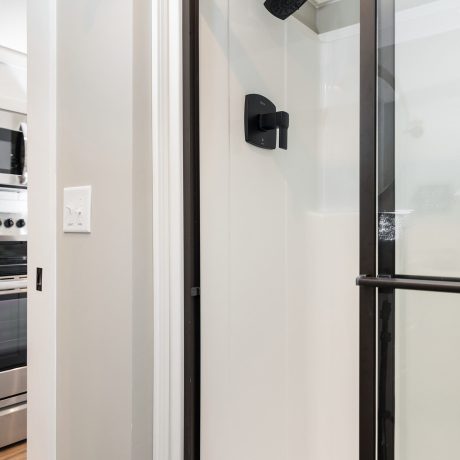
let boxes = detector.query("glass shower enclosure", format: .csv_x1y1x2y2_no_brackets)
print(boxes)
358,0,460,459
190,0,460,459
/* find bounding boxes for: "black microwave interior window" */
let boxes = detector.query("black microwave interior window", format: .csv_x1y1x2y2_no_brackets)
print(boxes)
0,128,25,176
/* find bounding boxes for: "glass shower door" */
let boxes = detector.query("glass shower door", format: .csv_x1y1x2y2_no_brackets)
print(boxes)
358,1,460,459
394,1,460,459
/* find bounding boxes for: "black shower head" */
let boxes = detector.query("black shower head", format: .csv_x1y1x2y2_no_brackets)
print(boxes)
264,0,308,20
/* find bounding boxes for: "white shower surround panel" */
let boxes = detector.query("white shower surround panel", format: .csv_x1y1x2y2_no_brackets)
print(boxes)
200,1,359,459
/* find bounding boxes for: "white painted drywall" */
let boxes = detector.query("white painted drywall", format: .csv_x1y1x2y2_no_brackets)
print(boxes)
55,0,152,458
0,0,27,114
0,0,27,53
0,51,27,114
132,0,153,458
200,1,359,459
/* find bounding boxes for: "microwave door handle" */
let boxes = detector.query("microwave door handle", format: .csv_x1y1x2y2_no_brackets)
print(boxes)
19,122,28,186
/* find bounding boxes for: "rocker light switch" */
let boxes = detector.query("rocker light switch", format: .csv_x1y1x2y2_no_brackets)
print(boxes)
63,186,92,233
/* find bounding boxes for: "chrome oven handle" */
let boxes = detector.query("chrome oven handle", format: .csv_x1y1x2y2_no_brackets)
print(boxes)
0,288,27,297
0,278,27,296
0,402,27,416
0,279,27,290
19,122,28,186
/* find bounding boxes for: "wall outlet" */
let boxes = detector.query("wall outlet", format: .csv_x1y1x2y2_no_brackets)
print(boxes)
63,186,92,233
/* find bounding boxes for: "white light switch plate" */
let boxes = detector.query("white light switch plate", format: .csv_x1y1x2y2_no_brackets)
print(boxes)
63,186,92,233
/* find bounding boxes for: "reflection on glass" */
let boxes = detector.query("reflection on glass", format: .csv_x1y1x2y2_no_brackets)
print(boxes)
0,296,27,369
395,289,460,460
394,0,460,277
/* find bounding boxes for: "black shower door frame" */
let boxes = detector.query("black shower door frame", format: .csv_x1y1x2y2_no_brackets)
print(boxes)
359,1,460,459
183,0,201,460
184,0,460,459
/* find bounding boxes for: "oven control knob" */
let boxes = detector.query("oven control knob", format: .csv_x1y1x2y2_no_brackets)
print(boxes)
16,219,26,228
4,219,14,228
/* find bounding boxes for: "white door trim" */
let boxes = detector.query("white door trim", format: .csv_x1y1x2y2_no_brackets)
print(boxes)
27,0,57,458
152,1,184,459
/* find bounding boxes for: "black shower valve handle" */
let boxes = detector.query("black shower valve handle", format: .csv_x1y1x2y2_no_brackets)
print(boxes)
277,111,289,150
244,94,289,150
259,111,290,150
259,112,277,131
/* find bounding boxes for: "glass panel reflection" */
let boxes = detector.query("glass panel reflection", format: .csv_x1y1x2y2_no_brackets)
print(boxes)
395,289,460,459
394,1,460,277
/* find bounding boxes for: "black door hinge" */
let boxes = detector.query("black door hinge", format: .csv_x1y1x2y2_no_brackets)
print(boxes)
191,287,200,297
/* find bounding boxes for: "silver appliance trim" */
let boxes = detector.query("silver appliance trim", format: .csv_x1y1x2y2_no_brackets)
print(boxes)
0,110,26,131
0,206,28,240
19,123,27,186
0,403,26,417
0,235,27,242
0,173,26,188
0,394,27,411
0,120,28,188
0,367,27,400
0,402,27,448
0,289,27,297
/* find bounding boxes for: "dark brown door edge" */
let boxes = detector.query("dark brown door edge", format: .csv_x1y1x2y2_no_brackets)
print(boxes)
183,0,201,459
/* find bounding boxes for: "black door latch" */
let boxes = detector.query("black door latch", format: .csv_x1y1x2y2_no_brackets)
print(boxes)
36,267,43,292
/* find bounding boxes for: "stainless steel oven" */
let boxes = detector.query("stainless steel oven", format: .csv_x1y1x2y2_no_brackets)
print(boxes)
0,187,27,448
0,284,27,449
0,110,27,188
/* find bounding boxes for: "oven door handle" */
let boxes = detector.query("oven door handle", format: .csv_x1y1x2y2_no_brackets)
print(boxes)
0,288,27,297
0,402,27,417
19,122,27,186
0,279,27,294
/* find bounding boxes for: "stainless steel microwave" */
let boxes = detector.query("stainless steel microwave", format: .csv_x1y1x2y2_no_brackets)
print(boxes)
0,111,27,188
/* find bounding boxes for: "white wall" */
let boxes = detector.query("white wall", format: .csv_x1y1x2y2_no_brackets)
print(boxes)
0,0,27,114
200,1,359,459
132,0,153,458
55,0,152,458
0,0,27,53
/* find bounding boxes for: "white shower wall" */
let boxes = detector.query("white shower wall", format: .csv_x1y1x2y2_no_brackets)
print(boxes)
200,1,359,458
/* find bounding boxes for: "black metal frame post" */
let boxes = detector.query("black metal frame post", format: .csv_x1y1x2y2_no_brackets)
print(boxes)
185,1,460,460
377,0,396,457
360,1,378,459
183,0,201,459
359,1,460,459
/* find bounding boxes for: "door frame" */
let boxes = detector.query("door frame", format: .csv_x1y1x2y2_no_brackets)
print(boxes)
152,0,195,460
182,0,201,459
27,0,58,458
